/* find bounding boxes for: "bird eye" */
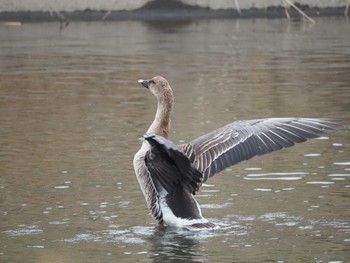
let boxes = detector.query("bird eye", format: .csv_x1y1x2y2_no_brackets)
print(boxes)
149,80,155,84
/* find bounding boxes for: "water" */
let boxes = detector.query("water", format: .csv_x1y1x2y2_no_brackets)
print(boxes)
0,18,349,262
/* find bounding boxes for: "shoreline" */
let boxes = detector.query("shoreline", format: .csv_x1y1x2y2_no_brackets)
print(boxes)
0,6,347,23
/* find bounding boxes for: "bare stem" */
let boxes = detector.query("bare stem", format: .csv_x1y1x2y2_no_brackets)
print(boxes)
284,0,315,24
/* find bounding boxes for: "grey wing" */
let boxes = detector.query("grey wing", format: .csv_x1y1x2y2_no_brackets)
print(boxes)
178,118,338,182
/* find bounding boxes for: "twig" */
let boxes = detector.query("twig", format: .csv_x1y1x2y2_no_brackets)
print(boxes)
234,0,241,14
284,0,290,20
102,10,112,21
103,0,119,20
49,9,70,28
283,0,315,24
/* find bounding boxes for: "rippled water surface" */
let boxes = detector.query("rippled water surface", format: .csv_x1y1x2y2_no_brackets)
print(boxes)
1,18,350,263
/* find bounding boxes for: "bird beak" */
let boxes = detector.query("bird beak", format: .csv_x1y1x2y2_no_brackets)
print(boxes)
138,79,150,89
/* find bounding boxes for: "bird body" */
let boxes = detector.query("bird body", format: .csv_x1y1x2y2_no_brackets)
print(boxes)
133,76,337,230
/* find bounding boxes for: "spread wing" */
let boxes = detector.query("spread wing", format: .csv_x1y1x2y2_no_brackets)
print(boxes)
143,134,203,194
178,118,338,183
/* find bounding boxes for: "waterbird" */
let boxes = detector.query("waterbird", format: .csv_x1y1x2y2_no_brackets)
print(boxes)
133,76,337,230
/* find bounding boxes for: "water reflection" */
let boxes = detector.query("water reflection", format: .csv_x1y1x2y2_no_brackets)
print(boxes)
148,229,200,262
0,17,349,263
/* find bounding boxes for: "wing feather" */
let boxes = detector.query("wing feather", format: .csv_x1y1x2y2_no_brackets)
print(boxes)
143,134,203,194
178,118,338,182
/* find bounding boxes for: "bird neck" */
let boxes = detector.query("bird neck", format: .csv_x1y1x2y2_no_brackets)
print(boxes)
147,92,174,138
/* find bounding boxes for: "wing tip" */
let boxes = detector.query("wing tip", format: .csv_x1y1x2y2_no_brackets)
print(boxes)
300,118,342,131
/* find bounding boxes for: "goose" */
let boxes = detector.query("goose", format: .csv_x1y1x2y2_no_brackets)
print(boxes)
133,76,337,230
